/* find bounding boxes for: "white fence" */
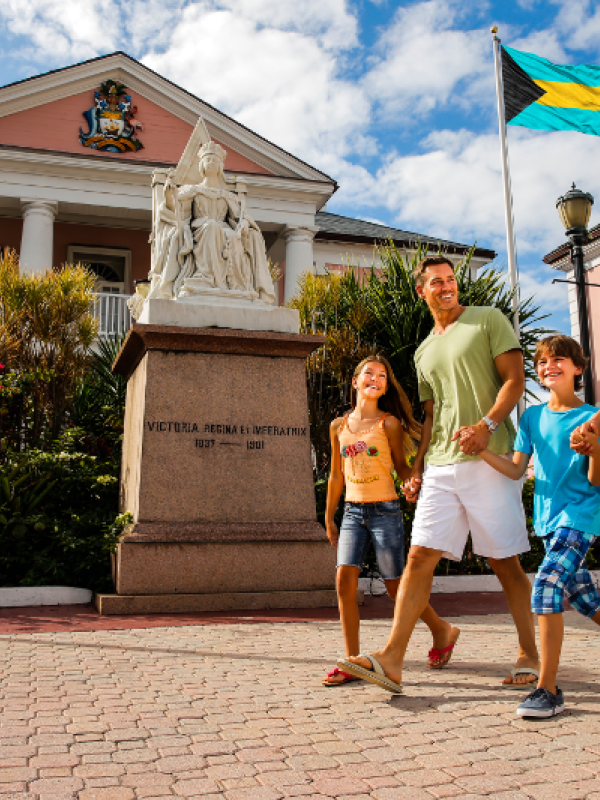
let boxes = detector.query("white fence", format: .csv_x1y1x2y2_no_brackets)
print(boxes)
92,293,132,338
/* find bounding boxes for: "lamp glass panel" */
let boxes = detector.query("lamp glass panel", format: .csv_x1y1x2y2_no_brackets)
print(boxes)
557,202,569,230
560,196,592,229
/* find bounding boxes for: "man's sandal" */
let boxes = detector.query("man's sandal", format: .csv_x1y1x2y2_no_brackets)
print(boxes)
322,667,359,686
502,667,540,689
337,654,403,694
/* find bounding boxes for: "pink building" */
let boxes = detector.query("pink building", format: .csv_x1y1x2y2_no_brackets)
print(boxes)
544,226,600,402
0,53,495,336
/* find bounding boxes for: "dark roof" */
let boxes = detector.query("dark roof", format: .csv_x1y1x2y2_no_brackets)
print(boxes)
543,222,600,268
0,51,336,187
314,212,496,259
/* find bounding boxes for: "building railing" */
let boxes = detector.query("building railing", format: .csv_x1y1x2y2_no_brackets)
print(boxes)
92,293,132,338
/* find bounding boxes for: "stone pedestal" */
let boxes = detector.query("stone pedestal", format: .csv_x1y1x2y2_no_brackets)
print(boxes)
94,324,337,614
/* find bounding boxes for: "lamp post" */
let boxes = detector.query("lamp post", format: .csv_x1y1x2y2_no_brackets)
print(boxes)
556,184,595,405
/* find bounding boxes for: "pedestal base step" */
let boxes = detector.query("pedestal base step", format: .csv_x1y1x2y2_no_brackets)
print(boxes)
94,589,340,615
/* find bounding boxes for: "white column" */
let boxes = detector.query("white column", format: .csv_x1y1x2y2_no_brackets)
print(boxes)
283,226,319,304
20,200,58,275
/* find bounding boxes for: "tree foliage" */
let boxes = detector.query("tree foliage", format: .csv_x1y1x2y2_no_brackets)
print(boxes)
0,251,99,450
71,333,127,453
0,253,128,589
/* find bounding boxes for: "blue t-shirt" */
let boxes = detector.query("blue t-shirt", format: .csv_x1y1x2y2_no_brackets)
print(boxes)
515,403,600,537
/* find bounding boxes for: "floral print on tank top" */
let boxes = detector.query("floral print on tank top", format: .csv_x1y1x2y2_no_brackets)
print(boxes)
341,441,380,483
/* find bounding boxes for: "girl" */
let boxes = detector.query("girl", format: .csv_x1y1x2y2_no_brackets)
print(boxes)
323,354,459,687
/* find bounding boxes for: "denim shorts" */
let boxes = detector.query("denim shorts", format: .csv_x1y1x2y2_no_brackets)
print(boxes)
337,500,405,580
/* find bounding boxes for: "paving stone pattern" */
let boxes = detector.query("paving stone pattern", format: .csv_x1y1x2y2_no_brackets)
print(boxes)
0,612,599,799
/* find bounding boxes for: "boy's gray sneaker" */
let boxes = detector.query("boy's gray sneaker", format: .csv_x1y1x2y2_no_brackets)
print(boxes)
516,687,564,718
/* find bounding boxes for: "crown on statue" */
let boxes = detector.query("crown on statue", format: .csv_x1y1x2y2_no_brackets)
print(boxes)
198,140,227,162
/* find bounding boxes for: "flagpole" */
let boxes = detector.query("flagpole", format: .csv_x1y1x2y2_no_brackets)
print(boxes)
491,25,524,419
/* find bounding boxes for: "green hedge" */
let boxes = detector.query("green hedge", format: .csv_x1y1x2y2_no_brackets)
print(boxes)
0,445,129,591
0,326,128,591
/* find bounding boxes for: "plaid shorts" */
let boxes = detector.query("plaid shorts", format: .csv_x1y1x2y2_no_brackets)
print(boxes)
532,526,600,617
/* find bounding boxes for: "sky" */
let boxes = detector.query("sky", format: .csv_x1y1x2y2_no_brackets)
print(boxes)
2,0,600,337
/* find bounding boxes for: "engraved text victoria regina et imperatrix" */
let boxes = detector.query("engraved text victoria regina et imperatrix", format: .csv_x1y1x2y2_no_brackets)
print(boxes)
145,421,307,436
145,420,308,452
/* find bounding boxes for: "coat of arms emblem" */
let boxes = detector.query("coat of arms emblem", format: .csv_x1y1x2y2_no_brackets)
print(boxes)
80,80,144,153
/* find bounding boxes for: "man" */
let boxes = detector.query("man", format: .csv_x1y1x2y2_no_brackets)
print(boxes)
340,255,539,692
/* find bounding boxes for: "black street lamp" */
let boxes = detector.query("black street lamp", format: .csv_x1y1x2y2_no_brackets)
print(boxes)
556,184,595,405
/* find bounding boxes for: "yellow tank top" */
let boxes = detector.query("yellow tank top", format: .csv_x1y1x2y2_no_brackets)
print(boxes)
338,413,398,503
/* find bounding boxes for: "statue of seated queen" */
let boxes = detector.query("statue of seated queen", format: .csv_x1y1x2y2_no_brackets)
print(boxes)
144,140,276,308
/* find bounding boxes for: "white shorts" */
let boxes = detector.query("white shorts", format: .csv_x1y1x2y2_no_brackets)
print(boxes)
411,460,529,561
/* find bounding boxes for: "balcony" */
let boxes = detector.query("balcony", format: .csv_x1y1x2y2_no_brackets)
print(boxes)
92,293,132,338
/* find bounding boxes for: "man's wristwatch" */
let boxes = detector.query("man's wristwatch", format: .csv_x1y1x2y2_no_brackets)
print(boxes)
482,416,499,434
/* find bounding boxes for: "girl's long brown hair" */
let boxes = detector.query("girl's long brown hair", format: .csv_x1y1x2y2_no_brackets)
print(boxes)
350,354,421,457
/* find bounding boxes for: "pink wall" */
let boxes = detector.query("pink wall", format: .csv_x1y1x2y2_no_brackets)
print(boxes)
586,263,600,401
326,263,383,284
54,222,151,292
0,89,272,174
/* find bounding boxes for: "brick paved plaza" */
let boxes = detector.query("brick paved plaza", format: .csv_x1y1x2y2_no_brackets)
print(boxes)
1,610,599,799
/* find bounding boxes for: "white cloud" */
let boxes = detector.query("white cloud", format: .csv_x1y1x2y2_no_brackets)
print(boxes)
509,28,568,63
362,0,491,119
0,0,119,59
142,4,368,163
0,0,358,65
552,0,600,57
517,264,569,311
117,0,187,54
329,127,600,259
208,0,358,50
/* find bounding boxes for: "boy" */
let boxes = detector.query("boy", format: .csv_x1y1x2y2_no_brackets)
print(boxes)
475,334,600,717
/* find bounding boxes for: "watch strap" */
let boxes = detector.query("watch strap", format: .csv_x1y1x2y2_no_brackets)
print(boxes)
483,416,498,434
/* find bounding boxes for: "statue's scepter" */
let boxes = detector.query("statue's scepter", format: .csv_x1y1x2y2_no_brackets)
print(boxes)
235,178,252,289
168,172,184,261
235,177,249,249
236,177,248,222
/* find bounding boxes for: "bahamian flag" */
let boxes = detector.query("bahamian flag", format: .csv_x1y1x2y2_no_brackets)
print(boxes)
502,45,600,136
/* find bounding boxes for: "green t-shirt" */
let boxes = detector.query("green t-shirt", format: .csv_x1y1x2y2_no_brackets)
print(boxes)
415,306,521,465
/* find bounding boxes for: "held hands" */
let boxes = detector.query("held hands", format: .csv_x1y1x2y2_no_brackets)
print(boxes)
402,472,423,503
571,421,600,455
452,420,491,455
325,519,339,547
